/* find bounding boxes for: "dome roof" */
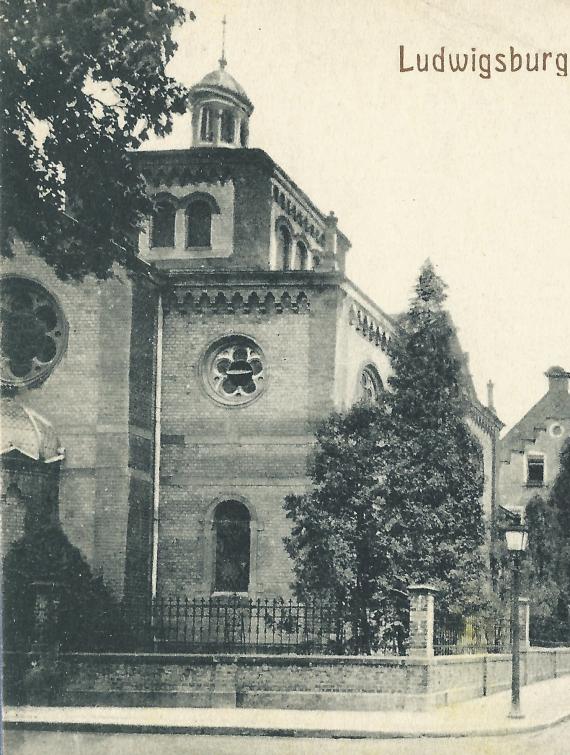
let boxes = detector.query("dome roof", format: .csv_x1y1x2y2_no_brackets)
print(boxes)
190,65,253,113
0,398,63,463
545,365,570,378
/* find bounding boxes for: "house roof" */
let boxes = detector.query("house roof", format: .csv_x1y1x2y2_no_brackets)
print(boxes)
500,368,570,459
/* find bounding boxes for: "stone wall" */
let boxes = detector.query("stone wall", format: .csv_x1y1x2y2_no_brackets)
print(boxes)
6,647,570,711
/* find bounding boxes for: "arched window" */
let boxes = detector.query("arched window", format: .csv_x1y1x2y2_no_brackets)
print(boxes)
220,109,235,143
276,225,292,271
359,365,384,405
200,106,215,142
186,200,212,247
297,241,309,271
151,199,176,248
214,501,250,593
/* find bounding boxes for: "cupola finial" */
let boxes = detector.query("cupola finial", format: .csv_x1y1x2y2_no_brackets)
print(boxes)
219,15,227,70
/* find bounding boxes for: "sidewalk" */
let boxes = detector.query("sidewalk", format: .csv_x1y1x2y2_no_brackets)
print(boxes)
4,674,570,740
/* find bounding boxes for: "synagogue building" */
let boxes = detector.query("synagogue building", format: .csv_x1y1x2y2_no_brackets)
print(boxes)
0,59,502,604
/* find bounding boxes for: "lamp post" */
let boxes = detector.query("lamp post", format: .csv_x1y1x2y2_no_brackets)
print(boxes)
505,521,528,719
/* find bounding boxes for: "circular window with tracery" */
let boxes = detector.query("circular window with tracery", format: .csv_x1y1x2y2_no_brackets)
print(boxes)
203,336,266,406
0,277,68,388
359,365,383,405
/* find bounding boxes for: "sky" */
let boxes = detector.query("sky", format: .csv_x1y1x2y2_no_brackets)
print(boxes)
144,0,570,431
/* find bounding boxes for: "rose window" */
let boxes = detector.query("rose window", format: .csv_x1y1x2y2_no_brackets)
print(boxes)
204,337,265,406
0,277,68,388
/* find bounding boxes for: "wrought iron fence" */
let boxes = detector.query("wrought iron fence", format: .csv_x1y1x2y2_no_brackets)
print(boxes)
127,595,409,656
434,614,511,655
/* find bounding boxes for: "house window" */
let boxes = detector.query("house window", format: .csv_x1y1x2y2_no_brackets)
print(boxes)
297,241,309,270
220,109,235,143
214,501,250,593
151,200,176,248
200,106,215,142
527,455,545,486
186,200,212,247
276,225,291,270
359,365,383,405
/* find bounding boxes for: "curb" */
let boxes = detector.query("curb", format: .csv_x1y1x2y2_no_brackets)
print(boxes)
4,709,570,739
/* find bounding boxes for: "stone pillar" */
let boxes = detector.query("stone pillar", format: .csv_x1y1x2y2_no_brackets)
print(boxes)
519,597,530,650
408,585,439,657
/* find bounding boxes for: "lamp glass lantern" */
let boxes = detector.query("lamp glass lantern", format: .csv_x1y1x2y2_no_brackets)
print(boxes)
505,525,528,553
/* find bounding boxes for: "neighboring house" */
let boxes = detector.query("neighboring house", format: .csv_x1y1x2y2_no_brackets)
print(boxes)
0,58,500,604
498,366,570,515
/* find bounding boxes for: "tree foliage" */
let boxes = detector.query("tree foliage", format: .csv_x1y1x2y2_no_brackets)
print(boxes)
3,523,127,651
385,261,486,611
284,261,488,651
0,0,190,279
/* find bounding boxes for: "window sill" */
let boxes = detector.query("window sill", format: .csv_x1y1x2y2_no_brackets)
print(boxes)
525,481,545,488
185,245,212,251
211,591,249,598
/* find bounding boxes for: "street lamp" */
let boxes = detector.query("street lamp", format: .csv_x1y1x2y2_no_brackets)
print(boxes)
505,521,528,719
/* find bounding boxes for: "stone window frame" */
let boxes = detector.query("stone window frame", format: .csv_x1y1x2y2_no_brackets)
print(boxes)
525,452,546,487
149,192,177,248
356,362,384,406
200,495,263,597
181,192,221,250
200,333,267,408
0,275,69,389
275,217,294,271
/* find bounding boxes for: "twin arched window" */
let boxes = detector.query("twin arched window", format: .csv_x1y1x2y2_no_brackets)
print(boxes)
276,226,312,271
214,500,251,593
149,196,215,249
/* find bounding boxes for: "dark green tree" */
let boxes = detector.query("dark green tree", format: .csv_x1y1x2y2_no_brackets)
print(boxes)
284,262,488,651
385,261,487,612
521,495,564,641
284,404,406,653
3,522,127,652
545,438,570,640
0,0,192,279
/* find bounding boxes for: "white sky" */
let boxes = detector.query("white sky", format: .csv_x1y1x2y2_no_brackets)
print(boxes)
145,0,570,430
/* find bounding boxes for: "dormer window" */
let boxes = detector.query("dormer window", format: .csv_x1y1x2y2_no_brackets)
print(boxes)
277,225,292,271
200,106,215,142
150,199,176,248
186,199,212,248
220,109,235,143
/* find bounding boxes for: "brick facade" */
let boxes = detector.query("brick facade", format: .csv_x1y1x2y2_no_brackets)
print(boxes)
1,66,501,605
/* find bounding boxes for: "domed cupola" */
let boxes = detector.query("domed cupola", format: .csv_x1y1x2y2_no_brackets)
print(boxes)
189,47,253,149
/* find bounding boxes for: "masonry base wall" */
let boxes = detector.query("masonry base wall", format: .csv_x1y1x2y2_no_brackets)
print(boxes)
6,648,570,711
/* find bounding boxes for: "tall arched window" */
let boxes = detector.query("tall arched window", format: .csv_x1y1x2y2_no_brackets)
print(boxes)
200,106,215,142
214,501,251,593
150,199,176,248
359,365,384,405
297,241,309,271
186,200,212,247
276,225,292,270
220,109,235,143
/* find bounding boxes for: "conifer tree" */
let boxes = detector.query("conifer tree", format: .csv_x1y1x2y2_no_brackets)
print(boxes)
385,260,486,611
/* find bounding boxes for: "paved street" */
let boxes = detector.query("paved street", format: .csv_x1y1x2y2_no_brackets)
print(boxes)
5,720,570,755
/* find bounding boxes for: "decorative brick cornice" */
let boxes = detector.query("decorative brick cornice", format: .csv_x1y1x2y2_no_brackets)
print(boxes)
468,402,503,436
164,287,310,316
